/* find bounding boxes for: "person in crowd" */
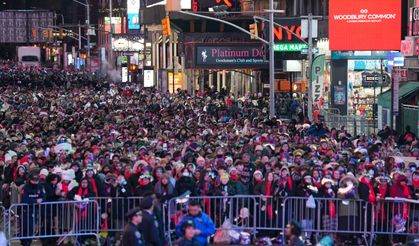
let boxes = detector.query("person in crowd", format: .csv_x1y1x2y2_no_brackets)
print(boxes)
284,220,304,246
122,208,145,246
20,171,45,246
138,196,164,246
173,220,201,246
176,200,215,246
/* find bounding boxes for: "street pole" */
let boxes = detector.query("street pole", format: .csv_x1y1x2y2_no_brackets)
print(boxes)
109,0,113,69
86,0,90,61
78,23,82,50
269,0,275,118
307,13,314,122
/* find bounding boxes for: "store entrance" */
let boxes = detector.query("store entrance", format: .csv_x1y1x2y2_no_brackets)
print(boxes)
203,69,262,98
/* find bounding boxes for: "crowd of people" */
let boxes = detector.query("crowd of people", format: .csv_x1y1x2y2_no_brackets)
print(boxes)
0,64,417,246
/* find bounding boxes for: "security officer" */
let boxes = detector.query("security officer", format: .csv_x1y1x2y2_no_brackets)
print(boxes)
122,208,145,246
20,171,45,246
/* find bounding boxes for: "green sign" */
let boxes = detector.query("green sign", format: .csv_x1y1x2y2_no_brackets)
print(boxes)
273,43,308,52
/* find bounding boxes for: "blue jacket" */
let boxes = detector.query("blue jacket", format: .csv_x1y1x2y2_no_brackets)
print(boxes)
176,212,215,246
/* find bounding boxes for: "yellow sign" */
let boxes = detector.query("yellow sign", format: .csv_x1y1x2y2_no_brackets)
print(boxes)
168,72,183,94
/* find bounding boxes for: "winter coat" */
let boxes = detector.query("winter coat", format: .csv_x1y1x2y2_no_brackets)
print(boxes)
176,212,215,246
175,176,195,196
154,181,176,202
134,183,154,197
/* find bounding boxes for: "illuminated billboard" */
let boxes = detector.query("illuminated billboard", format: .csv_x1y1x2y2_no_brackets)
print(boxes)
104,17,122,34
329,0,401,51
127,0,140,30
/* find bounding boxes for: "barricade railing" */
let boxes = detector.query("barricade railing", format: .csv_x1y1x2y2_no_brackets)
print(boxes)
95,196,144,241
372,197,419,242
166,195,259,244
164,195,417,245
8,200,100,244
0,205,5,241
281,197,372,245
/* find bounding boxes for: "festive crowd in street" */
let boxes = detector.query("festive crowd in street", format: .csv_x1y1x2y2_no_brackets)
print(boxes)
0,64,417,246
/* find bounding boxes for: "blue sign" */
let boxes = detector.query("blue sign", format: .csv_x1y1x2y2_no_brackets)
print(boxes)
332,51,391,60
387,52,404,70
128,13,140,30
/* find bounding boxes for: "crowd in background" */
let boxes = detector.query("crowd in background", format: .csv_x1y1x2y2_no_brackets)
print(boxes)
0,64,417,245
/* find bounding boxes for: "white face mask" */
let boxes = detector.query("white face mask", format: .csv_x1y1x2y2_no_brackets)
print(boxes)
182,172,190,177
368,170,375,176
346,181,353,187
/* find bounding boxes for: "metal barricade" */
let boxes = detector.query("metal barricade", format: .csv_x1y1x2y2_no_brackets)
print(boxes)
166,195,258,244
281,197,373,245
372,198,419,243
96,196,144,236
8,200,100,244
0,206,5,240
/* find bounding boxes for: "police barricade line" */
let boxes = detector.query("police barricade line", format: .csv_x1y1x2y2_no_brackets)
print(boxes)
166,195,259,245
7,200,100,244
95,197,144,236
0,206,5,240
281,197,373,245
372,197,419,241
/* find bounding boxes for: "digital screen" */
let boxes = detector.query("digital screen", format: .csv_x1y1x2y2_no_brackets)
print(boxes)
329,0,401,51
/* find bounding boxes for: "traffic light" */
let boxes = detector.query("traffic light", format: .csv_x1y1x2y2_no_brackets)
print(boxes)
161,16,171,36
43,28,53,39
43,29,49,39
249,22,258,39
59,28,64,39
129,64,138,71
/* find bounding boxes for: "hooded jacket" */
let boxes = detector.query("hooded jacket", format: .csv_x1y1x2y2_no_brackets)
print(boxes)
176,212,215,246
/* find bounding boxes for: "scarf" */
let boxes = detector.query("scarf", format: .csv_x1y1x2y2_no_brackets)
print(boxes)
266,182,273,219
361,177,376,203
77,187,89,218
376,185,388,222
62,182,69,193
230,174,239,181
88,178,98,196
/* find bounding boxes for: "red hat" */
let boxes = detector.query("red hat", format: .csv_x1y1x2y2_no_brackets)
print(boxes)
91,145,100,152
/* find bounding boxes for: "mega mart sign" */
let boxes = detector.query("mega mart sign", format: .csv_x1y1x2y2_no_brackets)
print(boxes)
329,0,401,51
273,43,308,52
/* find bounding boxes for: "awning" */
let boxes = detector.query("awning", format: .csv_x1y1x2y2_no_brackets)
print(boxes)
377,81,419,108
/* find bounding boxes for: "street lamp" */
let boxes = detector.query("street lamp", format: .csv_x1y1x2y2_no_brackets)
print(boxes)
72,0,90,63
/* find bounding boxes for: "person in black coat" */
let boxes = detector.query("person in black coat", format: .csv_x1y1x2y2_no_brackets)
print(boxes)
41,174,60,246
138,196,164,246
134,174,154,197
122,208,145,246
175,169,195,196
20,172,45,246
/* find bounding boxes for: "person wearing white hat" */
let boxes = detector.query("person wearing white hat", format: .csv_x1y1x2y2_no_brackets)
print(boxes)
39,169,49,182
56,170,78,199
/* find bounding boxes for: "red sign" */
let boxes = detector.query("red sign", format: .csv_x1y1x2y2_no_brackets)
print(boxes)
273,25,304,41
401,39,414,56
329,0,401,51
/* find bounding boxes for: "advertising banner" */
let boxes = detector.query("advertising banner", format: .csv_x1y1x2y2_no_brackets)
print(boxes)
329,0,401,51
168,72,183,93
410,7,419,36
392,71,400,115
311,55,325,121
195,45,268,68
144,70,154,87
105,17,122,34
127,0,140,30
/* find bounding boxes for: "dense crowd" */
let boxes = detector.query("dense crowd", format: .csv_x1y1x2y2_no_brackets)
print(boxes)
0,65,417,246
